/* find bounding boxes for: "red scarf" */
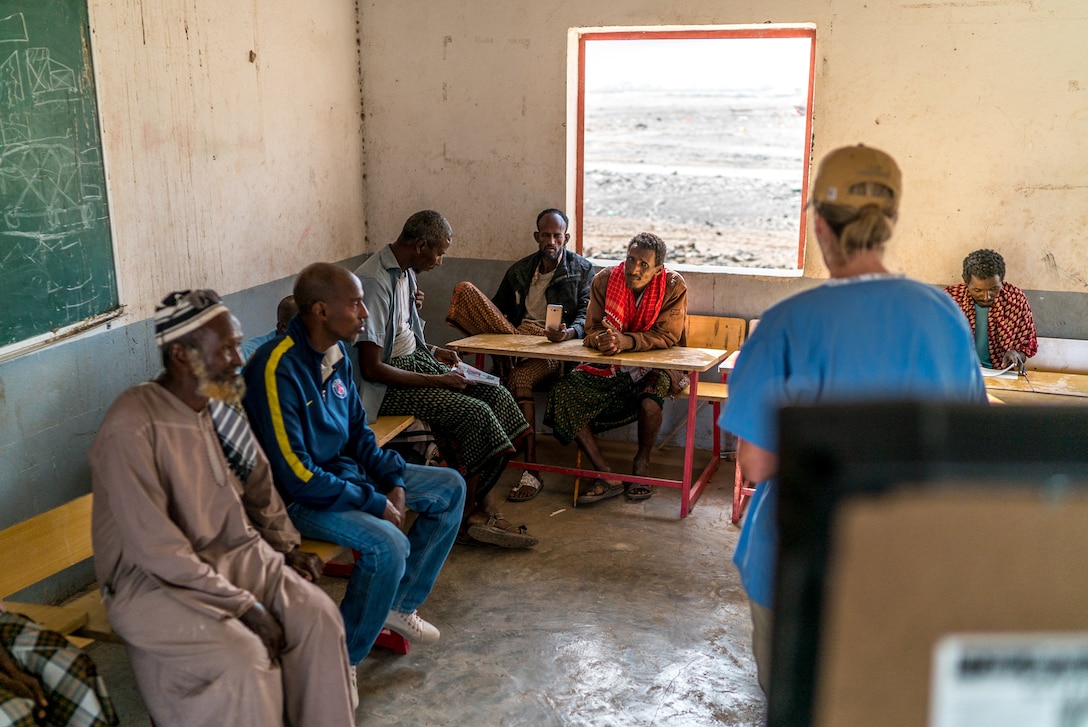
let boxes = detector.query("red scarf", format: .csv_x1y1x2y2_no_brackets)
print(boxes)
602,261,667,333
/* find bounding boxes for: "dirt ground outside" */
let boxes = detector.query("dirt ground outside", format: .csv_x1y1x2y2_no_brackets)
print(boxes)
580,89,810,270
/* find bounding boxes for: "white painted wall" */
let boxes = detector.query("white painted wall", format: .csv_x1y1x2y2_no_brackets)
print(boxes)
88,0,366,321
359,0,1088,293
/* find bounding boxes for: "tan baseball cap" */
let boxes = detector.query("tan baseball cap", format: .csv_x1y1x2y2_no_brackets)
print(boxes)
812,145,901,209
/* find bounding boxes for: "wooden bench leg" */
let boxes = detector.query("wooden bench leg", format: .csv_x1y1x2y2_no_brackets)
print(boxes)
731,464,757,525
732,464,745,524
321,549,361,578
573,449,581,505
373,629,410,655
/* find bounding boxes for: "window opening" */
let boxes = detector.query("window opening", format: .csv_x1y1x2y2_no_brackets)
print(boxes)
573,26,816,274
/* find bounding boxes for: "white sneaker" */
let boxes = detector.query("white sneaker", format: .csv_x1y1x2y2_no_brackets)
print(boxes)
383,609,440,644
349,664,359,711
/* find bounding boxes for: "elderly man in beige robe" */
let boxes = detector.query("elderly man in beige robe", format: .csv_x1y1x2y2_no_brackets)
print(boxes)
89,289,354,726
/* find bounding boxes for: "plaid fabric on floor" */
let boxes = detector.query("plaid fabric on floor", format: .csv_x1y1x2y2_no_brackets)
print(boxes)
0,689,36,727
0,611,118,727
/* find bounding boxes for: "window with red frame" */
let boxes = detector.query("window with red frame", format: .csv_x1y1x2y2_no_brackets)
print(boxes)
574,27,816,274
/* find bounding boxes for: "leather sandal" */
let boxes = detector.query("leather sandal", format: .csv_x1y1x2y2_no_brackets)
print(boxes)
507,471,544,502
465,512,539,548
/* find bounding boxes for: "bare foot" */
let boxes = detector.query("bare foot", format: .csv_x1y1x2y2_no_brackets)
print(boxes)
628,459,653,500
580,478,623,498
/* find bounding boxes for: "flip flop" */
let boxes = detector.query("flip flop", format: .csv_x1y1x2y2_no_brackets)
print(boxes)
507,471,544,502
576,479,626,505
466,512,539,548
625,482,653,501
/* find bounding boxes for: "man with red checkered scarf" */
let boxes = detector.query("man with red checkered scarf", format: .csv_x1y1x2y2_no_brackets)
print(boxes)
544,232,688,504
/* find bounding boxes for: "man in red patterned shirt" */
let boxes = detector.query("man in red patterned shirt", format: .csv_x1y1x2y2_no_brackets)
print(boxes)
945,249,1038,374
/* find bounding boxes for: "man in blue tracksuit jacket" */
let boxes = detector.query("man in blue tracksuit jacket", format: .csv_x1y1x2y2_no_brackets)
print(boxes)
243,263,464,672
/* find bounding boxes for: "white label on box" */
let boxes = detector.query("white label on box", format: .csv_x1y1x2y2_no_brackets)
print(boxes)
930,633,1088,727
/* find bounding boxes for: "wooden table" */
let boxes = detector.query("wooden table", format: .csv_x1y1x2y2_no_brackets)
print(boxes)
446,333,730,518
985,370,1088,399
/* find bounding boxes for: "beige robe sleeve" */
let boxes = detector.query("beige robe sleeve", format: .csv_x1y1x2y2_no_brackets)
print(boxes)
238,451,301,554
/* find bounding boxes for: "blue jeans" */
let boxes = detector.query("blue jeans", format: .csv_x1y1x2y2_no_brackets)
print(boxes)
287,463,465,664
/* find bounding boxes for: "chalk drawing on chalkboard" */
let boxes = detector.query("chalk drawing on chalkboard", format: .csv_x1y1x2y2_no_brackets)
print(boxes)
27,48,76,99
0,13,106,237
0,14,28,45
0,53,24,108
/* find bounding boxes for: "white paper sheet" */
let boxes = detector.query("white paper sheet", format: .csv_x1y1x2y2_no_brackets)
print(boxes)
930,633,1088,727
452,361,500,386
980,364,1019,380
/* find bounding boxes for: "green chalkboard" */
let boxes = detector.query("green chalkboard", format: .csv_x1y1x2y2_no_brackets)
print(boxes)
0,0,118,349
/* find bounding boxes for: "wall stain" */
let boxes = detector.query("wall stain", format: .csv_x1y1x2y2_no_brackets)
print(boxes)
443,35,452,61
1042,252,1088,290
901,1,1033,8
1014,183,1088,197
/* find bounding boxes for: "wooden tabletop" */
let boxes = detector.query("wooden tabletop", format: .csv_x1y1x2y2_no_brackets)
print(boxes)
1023,370,1088,398
985,370,1088,398
982,373,1034,394
446,333,730,374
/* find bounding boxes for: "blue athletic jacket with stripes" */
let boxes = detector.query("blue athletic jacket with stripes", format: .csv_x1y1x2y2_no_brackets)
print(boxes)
243,316,406,516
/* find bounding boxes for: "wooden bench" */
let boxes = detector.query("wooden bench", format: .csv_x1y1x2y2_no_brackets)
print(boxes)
303,413,416,574
0,493,96,648
662,316,744,425
0,413,417,650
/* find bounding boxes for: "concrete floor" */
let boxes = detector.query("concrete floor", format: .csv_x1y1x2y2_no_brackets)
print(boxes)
84,438,765,726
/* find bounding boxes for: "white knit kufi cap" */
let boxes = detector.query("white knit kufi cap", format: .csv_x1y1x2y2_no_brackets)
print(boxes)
154,289,228,347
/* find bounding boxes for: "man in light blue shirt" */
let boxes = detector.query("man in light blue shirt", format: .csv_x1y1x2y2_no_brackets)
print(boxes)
239,295,297,361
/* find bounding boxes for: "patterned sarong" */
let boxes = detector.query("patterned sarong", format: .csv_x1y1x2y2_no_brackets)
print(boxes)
378,348,530,500
0,610,119,727
445,282,564,400
544,368,671,446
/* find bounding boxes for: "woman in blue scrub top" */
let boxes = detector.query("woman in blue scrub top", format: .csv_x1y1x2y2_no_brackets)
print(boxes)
720,145,986,694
